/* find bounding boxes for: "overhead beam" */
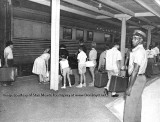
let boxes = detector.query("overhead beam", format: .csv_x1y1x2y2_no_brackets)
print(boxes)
134,0,160,18
60,5,96,19
96,15,111,19
29,0,50,6
62,0,114,17
135,12,155,17
98,0,135,16
138,17,158,27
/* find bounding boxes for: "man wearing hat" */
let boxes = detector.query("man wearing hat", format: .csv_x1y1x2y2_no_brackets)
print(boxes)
123,30,148,122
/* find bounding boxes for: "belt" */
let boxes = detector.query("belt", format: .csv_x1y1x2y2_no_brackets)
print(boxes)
138,74,144,76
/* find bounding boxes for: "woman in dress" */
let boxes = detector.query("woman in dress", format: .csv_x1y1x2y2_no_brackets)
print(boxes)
88,42,97,87
32,48,50,84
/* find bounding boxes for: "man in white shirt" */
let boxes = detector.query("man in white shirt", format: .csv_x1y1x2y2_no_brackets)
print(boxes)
4,41,14,67
123,30,147,122
3,41,14,86
98,45,109,71
104,42,122,97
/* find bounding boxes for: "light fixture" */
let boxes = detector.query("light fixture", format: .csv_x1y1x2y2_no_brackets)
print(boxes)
98,3,102,10
155,0,160,6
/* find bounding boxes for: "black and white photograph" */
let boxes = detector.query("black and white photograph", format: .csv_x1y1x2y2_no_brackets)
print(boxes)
0,0,160,122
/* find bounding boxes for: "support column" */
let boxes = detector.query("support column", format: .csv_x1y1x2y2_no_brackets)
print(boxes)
117,15,131,66
142,25,155,49
50,0,60,91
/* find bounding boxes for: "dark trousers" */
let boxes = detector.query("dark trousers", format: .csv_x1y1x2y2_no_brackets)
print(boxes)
123,75,146,122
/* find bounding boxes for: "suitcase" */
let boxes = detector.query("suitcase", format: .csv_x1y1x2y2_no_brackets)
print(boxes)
94,71,108,88
62,74,75,86
0,67,17,82
109,75,128,92
151,63,160,75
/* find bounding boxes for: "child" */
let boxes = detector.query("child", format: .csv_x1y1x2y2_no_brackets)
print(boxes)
59,55,71,89
76,46,87,88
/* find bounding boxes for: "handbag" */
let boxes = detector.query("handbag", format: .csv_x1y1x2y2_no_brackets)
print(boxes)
86,61,94,67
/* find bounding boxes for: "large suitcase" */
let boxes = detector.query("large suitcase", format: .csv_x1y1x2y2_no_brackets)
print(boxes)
94,71,108,88
0,67,17,82
62,74,75,86
109,75,128,92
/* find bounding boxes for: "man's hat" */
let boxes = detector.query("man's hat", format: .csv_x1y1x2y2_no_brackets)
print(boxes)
133,30,146,39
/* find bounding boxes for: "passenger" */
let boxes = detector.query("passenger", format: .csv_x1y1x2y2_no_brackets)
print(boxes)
76,45,87,88
104,42,122,97
32,49,50,84
98,45,109,71
3,41,14,86
60,55,71,89
88,42,97,87
145,45,156,78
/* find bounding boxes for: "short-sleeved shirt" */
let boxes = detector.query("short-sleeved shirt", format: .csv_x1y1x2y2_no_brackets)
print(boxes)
40,53,50,61
152,47,159,56
129,44,147,75
89,48,97,61
146,49,156,58
4,46,13,59
60,59,69,69
77,51,87,65
105,47,122,71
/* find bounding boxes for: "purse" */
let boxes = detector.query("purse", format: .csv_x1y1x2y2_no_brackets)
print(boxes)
86,61,94,67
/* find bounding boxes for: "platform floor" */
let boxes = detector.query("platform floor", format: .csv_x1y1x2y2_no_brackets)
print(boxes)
0,69,159,122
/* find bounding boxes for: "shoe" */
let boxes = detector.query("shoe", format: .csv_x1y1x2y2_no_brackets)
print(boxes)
82,83,86,87
69,84,72,87
76,84,82,88
104,89,108,96
111,94,119,97
61,86,66,89
89,82,94,87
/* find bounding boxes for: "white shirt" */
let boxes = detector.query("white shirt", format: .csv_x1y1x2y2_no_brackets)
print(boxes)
77,51,87,65
60,59,69,69
4,46,13,59
129,44,147,75
89,48,97,61
105,47,122,71
152,47,159,56
40,53,50,61
146,49,155,58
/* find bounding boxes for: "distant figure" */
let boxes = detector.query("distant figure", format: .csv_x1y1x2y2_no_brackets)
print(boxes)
76,45,87,88
88,42,97,87
123,30,147,122
32,49,50,84
60,55,71,89
3,41,14,86
98,45,109,71
4,41,14,67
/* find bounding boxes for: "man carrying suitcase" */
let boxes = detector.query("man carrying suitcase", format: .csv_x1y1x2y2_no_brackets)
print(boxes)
123,30,147,122
104,42,122,97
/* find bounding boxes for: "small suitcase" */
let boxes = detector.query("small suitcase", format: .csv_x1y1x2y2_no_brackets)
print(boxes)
0,67,17,82
94,71,108,88
62,74,75,86
151,63,160,75
109,75,128,92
